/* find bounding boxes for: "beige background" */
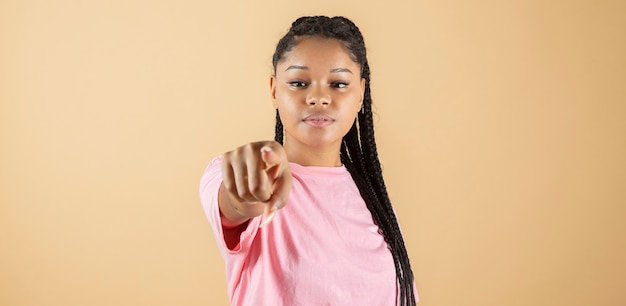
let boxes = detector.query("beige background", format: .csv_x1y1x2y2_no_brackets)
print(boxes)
1,0,625,305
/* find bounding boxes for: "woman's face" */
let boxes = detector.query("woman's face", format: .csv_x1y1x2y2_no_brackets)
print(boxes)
271,37,365,162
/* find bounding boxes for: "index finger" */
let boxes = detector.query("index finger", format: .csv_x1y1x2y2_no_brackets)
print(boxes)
259,166,292,228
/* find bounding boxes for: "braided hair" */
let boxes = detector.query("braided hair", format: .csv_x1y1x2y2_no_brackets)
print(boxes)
271,16,416,306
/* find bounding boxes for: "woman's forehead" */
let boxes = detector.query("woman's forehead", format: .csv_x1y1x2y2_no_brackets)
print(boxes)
277,37,360,72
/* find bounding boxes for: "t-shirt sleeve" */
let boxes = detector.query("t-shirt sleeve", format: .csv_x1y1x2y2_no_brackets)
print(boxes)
198,155,262,257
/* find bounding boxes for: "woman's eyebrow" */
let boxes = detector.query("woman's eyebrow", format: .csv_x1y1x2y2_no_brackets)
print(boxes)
330,67,353,74
285,65,308,71
284,65,353,74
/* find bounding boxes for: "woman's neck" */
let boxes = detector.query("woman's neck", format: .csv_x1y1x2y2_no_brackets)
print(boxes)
284,142,342,167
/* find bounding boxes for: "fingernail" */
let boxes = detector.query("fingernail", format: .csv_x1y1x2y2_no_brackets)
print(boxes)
260,146,272,153
259,210,276,228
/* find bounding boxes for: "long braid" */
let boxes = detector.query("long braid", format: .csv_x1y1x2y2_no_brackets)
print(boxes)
272,16,416,306
274,109,283,144
360,63,416,304
357,60,415,305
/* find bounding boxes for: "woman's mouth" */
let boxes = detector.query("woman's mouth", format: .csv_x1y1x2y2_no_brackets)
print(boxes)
303,113,334,127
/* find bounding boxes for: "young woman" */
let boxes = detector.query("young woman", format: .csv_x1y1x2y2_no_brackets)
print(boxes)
200,16,418,305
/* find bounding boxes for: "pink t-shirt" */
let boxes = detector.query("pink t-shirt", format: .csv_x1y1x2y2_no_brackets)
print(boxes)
199,156,415,305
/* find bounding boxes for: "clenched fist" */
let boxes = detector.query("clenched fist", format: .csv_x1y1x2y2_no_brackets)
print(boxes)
219,141,292,228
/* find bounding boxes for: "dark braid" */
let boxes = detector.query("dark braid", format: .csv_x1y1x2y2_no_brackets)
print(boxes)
274,109,283,144
272,16,416,305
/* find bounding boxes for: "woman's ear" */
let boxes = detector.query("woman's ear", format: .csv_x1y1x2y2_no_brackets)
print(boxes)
270,75,277,109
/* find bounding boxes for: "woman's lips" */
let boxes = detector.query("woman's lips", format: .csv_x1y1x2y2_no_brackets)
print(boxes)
303,113,334,127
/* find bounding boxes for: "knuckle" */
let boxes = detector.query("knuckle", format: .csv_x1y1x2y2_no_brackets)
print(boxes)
223,181,236,193
223,151,234,161
237,188,250,200
249,182,262,194
250,184,268,198
242,143,255,153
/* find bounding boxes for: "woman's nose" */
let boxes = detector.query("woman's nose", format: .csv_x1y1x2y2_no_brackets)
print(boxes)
306,85,330,106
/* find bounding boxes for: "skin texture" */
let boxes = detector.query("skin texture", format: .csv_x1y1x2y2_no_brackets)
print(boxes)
218,37,365,238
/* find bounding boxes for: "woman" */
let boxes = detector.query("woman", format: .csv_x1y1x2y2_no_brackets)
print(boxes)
200,16,418,305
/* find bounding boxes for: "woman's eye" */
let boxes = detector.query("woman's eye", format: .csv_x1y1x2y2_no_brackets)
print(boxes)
289,81,307,88
331,82,349,88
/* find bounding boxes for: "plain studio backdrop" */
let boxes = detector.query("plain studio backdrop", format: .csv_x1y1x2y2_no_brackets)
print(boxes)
1,0,625,305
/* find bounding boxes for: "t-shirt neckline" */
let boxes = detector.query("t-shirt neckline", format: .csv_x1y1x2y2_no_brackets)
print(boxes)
288,162,349,177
